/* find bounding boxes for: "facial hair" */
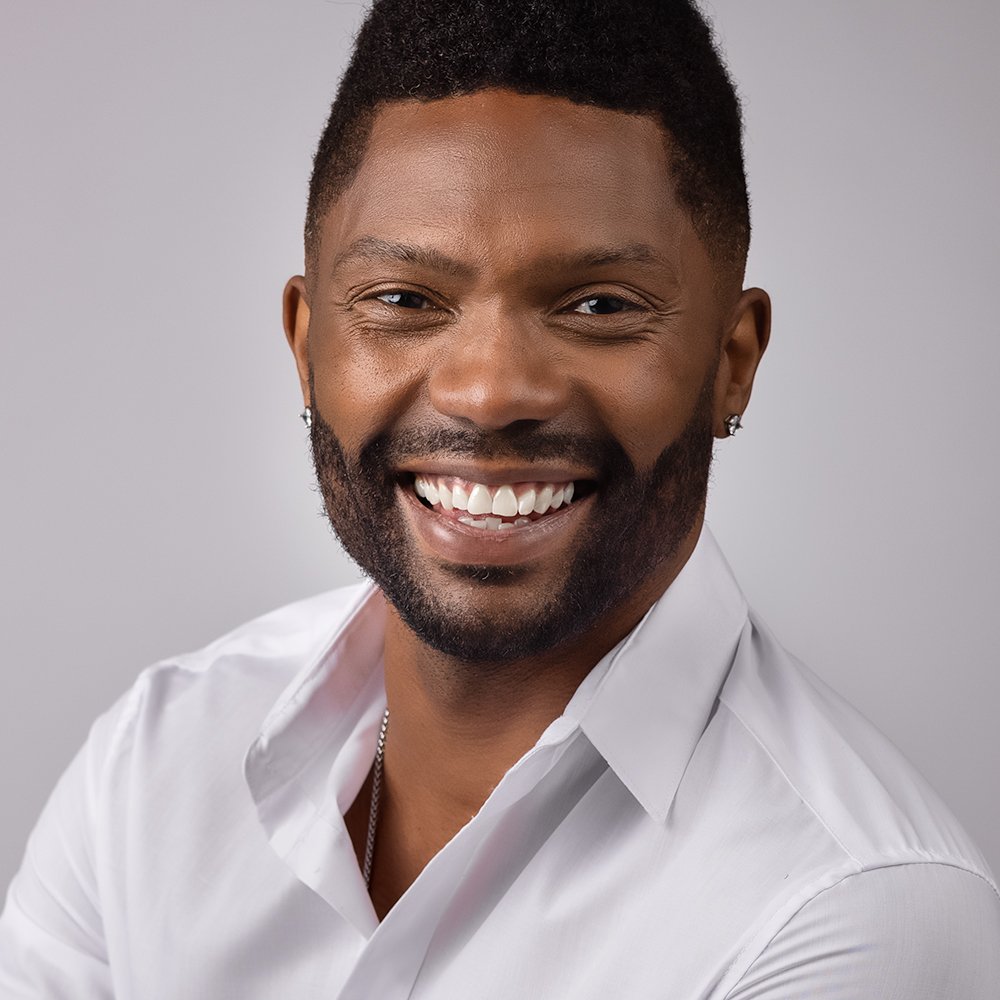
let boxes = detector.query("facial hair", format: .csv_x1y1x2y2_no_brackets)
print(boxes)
309,376,715,665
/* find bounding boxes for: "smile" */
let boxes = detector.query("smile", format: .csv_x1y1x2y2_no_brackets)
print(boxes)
398,468,597,567
412,475,579,531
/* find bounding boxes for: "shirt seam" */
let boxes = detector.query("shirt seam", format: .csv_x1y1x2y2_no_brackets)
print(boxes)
719,697,993,883
719,699,862,867
721,860,1000,998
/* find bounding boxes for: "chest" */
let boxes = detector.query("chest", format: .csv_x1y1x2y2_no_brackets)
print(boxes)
106,762,832,1000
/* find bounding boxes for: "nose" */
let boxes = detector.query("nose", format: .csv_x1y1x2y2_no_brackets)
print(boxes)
427,309,571,430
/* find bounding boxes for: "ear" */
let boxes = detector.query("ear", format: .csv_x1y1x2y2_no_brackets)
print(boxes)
283,275,312,408
713,287,771,438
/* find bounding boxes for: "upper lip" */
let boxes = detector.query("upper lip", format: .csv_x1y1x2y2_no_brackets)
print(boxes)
397,461,597,486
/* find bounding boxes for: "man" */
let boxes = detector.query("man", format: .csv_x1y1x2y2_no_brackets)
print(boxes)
2,0,998,995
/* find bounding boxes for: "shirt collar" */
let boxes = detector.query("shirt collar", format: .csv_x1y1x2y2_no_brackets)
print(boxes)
577,526,749,823
245,526,748,845
244,584,386,822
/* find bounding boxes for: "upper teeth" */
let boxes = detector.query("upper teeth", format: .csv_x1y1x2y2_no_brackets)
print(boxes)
413,476,575,517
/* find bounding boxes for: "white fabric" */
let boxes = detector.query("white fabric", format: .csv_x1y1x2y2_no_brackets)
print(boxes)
2,528,998,997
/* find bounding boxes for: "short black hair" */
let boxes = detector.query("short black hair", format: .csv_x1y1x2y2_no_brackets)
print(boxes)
306,0,749,279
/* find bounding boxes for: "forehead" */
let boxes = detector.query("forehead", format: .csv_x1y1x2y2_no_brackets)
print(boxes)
318,89,699,273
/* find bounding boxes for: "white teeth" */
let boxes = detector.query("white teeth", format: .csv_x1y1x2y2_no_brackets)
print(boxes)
467,484,493,516
457,514,527,531
416,476,580,518
456,509,554,531
533,485,554,514
492,485,518,517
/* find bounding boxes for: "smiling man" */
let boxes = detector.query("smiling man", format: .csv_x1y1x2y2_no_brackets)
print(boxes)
2,1,999,997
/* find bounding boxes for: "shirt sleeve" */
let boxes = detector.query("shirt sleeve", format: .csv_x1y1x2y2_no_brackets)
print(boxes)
0,695,130,999
726,863,1000,1000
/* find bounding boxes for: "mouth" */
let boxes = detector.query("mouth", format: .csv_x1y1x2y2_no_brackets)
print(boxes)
395,468,599,568
403,472,598,531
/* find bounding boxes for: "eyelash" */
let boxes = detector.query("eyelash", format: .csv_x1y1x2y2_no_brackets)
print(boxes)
570,295,639,316
374,290,433,310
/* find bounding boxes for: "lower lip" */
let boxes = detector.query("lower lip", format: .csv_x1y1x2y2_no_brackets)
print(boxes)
398,485,593,567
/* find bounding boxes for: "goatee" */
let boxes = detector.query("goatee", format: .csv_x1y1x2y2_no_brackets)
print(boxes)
309,377,715,664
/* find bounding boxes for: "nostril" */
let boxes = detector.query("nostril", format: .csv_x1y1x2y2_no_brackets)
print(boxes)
427,353,571,430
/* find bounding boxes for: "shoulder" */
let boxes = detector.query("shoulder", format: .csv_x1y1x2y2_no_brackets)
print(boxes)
726,863,1000,998
155,581,373,679
95,581,375,774
716,612,993,883
707,617,1000,994
0,583,372,991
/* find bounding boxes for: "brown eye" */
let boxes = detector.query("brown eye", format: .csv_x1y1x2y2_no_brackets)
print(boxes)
377,291,431,309
572,296,633,315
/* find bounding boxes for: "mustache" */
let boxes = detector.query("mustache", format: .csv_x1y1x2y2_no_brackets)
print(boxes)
355,425,636,482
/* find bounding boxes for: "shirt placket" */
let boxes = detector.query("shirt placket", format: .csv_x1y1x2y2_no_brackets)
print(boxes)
332,727,583,1000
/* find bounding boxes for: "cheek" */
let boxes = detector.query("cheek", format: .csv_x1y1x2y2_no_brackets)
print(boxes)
310,319,428,441
584,341,711,468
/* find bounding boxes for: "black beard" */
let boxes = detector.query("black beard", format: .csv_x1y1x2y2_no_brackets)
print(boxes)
309,382,715,665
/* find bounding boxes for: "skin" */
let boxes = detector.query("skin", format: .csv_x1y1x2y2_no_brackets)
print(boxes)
283,89,770,918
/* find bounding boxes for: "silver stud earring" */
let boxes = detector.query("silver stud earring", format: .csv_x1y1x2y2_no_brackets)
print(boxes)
300,406,313,430
724,413,743,437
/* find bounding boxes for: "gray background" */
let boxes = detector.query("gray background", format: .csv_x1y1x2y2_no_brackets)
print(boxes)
1,0,997,891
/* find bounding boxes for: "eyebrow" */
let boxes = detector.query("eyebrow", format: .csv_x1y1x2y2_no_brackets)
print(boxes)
329,236,673,281
330,236,475,280
548,243,670,271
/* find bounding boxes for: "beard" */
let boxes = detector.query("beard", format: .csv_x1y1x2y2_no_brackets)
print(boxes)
309,377,715,665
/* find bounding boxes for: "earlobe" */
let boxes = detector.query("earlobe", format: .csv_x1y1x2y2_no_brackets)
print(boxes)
714,287,771,438
283,275,312,407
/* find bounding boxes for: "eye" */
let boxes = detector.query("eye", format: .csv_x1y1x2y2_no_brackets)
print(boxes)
376,290,432,309
571,296,635,316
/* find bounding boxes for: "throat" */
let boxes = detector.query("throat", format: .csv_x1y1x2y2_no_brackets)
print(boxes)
378,606,598,823
357,593,640,917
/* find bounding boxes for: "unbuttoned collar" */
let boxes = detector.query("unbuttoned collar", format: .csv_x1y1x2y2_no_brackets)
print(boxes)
576,527,749,823
246,525,748,842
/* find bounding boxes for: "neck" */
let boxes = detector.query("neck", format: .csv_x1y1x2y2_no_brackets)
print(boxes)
382,611,600,821
357,519,703,917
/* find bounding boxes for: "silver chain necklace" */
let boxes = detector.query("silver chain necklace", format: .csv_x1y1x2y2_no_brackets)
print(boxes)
362,706,390,889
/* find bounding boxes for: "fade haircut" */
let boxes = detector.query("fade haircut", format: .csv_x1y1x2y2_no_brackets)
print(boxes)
306,0,750,280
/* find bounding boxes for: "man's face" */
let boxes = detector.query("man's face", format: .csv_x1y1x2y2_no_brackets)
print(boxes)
287,90,748,663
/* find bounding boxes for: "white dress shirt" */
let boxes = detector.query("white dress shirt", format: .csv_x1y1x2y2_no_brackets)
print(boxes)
2,528,998,997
